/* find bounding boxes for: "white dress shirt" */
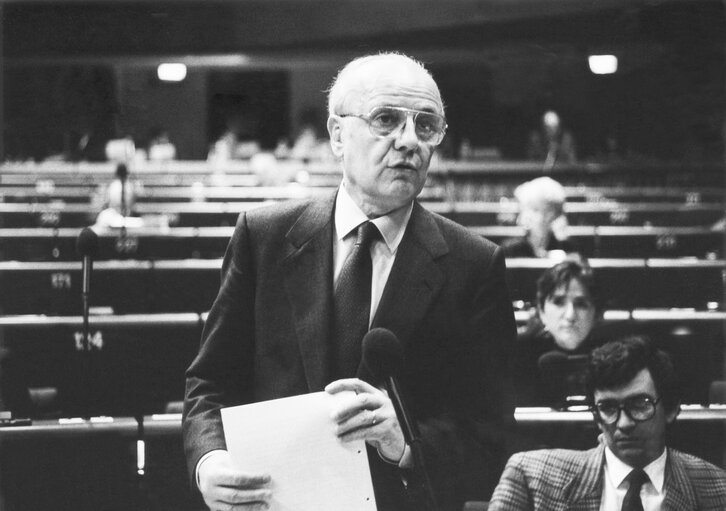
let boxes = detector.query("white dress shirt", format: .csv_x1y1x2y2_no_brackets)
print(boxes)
333,184,413,326
601,446,667,511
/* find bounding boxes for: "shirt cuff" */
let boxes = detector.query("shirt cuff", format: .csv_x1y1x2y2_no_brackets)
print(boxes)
195,449,227,488
378,443,412,469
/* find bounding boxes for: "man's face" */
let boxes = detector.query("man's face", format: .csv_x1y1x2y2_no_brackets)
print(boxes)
594,368,678,468
327,63,443,216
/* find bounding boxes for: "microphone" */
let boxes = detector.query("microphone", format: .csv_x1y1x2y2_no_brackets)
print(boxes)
361,328,439,511
115,163,129,218
76,227,99,352
537,350,589,409
537,350,570,376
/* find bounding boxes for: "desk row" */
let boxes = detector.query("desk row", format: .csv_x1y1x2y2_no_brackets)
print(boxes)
0,258,722,315
1,200,723,228
2,181,723,205
0,310,723,415
0,225,722,261
0,404,723,511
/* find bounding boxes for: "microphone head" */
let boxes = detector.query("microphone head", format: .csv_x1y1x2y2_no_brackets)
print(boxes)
537,350,569,371
361,328,403,381
76,227,99,258
115,163,129,180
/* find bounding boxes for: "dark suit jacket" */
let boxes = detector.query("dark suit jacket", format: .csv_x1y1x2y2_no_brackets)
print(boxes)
183,191,517,511
489,444,726,510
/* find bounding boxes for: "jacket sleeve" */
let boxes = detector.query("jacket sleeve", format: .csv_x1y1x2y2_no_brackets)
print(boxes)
182,212,256,484
489,453,534,511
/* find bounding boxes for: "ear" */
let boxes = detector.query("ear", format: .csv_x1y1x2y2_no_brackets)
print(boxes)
327,116,345,159
665,401,681,424
595,419,606,435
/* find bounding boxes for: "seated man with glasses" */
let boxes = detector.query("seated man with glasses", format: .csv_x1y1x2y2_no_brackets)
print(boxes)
489,335,726,510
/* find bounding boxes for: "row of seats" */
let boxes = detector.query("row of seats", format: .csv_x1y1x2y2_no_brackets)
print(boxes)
1,199,722,228
3,159,720,180
0,415,201,511
1,310,723,416
1,181,722,204
1,225,721,261
0,258,723,315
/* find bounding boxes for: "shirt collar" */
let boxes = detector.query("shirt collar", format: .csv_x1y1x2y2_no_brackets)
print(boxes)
334,184,413,254
604,445,667,494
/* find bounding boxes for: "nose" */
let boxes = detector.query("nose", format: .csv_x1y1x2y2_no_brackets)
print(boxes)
616,408,637,431
393,115,419,151
563,301,576,320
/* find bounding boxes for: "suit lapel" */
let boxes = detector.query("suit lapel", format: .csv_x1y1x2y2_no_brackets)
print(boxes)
663,449,698,511
370,203,446,352
282,193,336,392
563,446,605,511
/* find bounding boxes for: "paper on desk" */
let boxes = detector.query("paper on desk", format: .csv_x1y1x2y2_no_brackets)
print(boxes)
221,391,377,511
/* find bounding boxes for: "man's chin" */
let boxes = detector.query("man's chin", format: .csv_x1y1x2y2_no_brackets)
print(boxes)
613,442,648,465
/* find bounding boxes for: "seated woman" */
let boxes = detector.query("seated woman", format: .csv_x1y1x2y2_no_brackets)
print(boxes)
513,257,604,408
501,176,577,258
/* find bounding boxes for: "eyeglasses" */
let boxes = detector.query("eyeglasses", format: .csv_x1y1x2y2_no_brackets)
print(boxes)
593,395,661,425
339,106,447,146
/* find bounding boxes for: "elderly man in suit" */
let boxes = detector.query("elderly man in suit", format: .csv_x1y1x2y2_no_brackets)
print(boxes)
490,335,726,510
183,53,516,511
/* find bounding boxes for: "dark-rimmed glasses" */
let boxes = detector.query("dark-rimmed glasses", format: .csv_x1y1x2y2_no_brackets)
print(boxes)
339,106,447,146
592,394,660,424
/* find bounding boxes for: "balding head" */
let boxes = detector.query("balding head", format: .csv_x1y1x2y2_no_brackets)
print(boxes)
327,53,443,117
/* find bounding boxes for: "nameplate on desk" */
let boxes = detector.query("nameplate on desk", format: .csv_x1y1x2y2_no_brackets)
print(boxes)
58,416,114,425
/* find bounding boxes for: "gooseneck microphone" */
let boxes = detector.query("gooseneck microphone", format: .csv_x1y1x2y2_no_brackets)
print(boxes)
76,227,99,352
116,163,129,218
361,328,439,511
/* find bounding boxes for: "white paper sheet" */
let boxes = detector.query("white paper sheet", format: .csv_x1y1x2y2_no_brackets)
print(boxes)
221,391,377,511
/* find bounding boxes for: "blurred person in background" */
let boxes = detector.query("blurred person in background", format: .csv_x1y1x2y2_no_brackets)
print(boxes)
502,176,577,259
526,109,577,168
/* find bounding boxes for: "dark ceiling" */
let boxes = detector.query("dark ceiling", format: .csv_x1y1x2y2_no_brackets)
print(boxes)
3,0,724,62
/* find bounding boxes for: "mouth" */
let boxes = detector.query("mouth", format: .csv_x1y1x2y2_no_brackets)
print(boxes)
614,437,643,448
389,161,418,171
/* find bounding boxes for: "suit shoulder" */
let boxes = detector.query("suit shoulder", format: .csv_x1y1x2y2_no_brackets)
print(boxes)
425,207,501,255
670,449,726,489
508,448,593,477
244,198,314,227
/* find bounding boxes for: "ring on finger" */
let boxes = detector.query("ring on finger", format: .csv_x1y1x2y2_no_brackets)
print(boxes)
370,410,377,426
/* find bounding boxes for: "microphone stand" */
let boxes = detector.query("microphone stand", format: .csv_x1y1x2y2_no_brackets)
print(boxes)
81,255,92,353
81,254,93,419
386,376,439,511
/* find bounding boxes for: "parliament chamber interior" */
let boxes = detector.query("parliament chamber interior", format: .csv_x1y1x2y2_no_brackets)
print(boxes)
1,0,725,509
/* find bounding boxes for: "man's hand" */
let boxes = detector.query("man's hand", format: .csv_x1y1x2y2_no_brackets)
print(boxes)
325,378,406,463
197,450,272,510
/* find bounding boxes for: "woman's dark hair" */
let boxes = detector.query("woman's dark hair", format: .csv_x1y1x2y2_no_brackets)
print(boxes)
536,257,597,311
585,335,680,414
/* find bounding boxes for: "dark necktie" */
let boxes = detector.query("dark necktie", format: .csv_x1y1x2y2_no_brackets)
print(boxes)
333,221,379,379
621,468,649,511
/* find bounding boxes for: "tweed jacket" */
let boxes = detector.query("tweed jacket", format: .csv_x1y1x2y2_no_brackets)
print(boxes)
489,443,726,510
183,191,517,511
